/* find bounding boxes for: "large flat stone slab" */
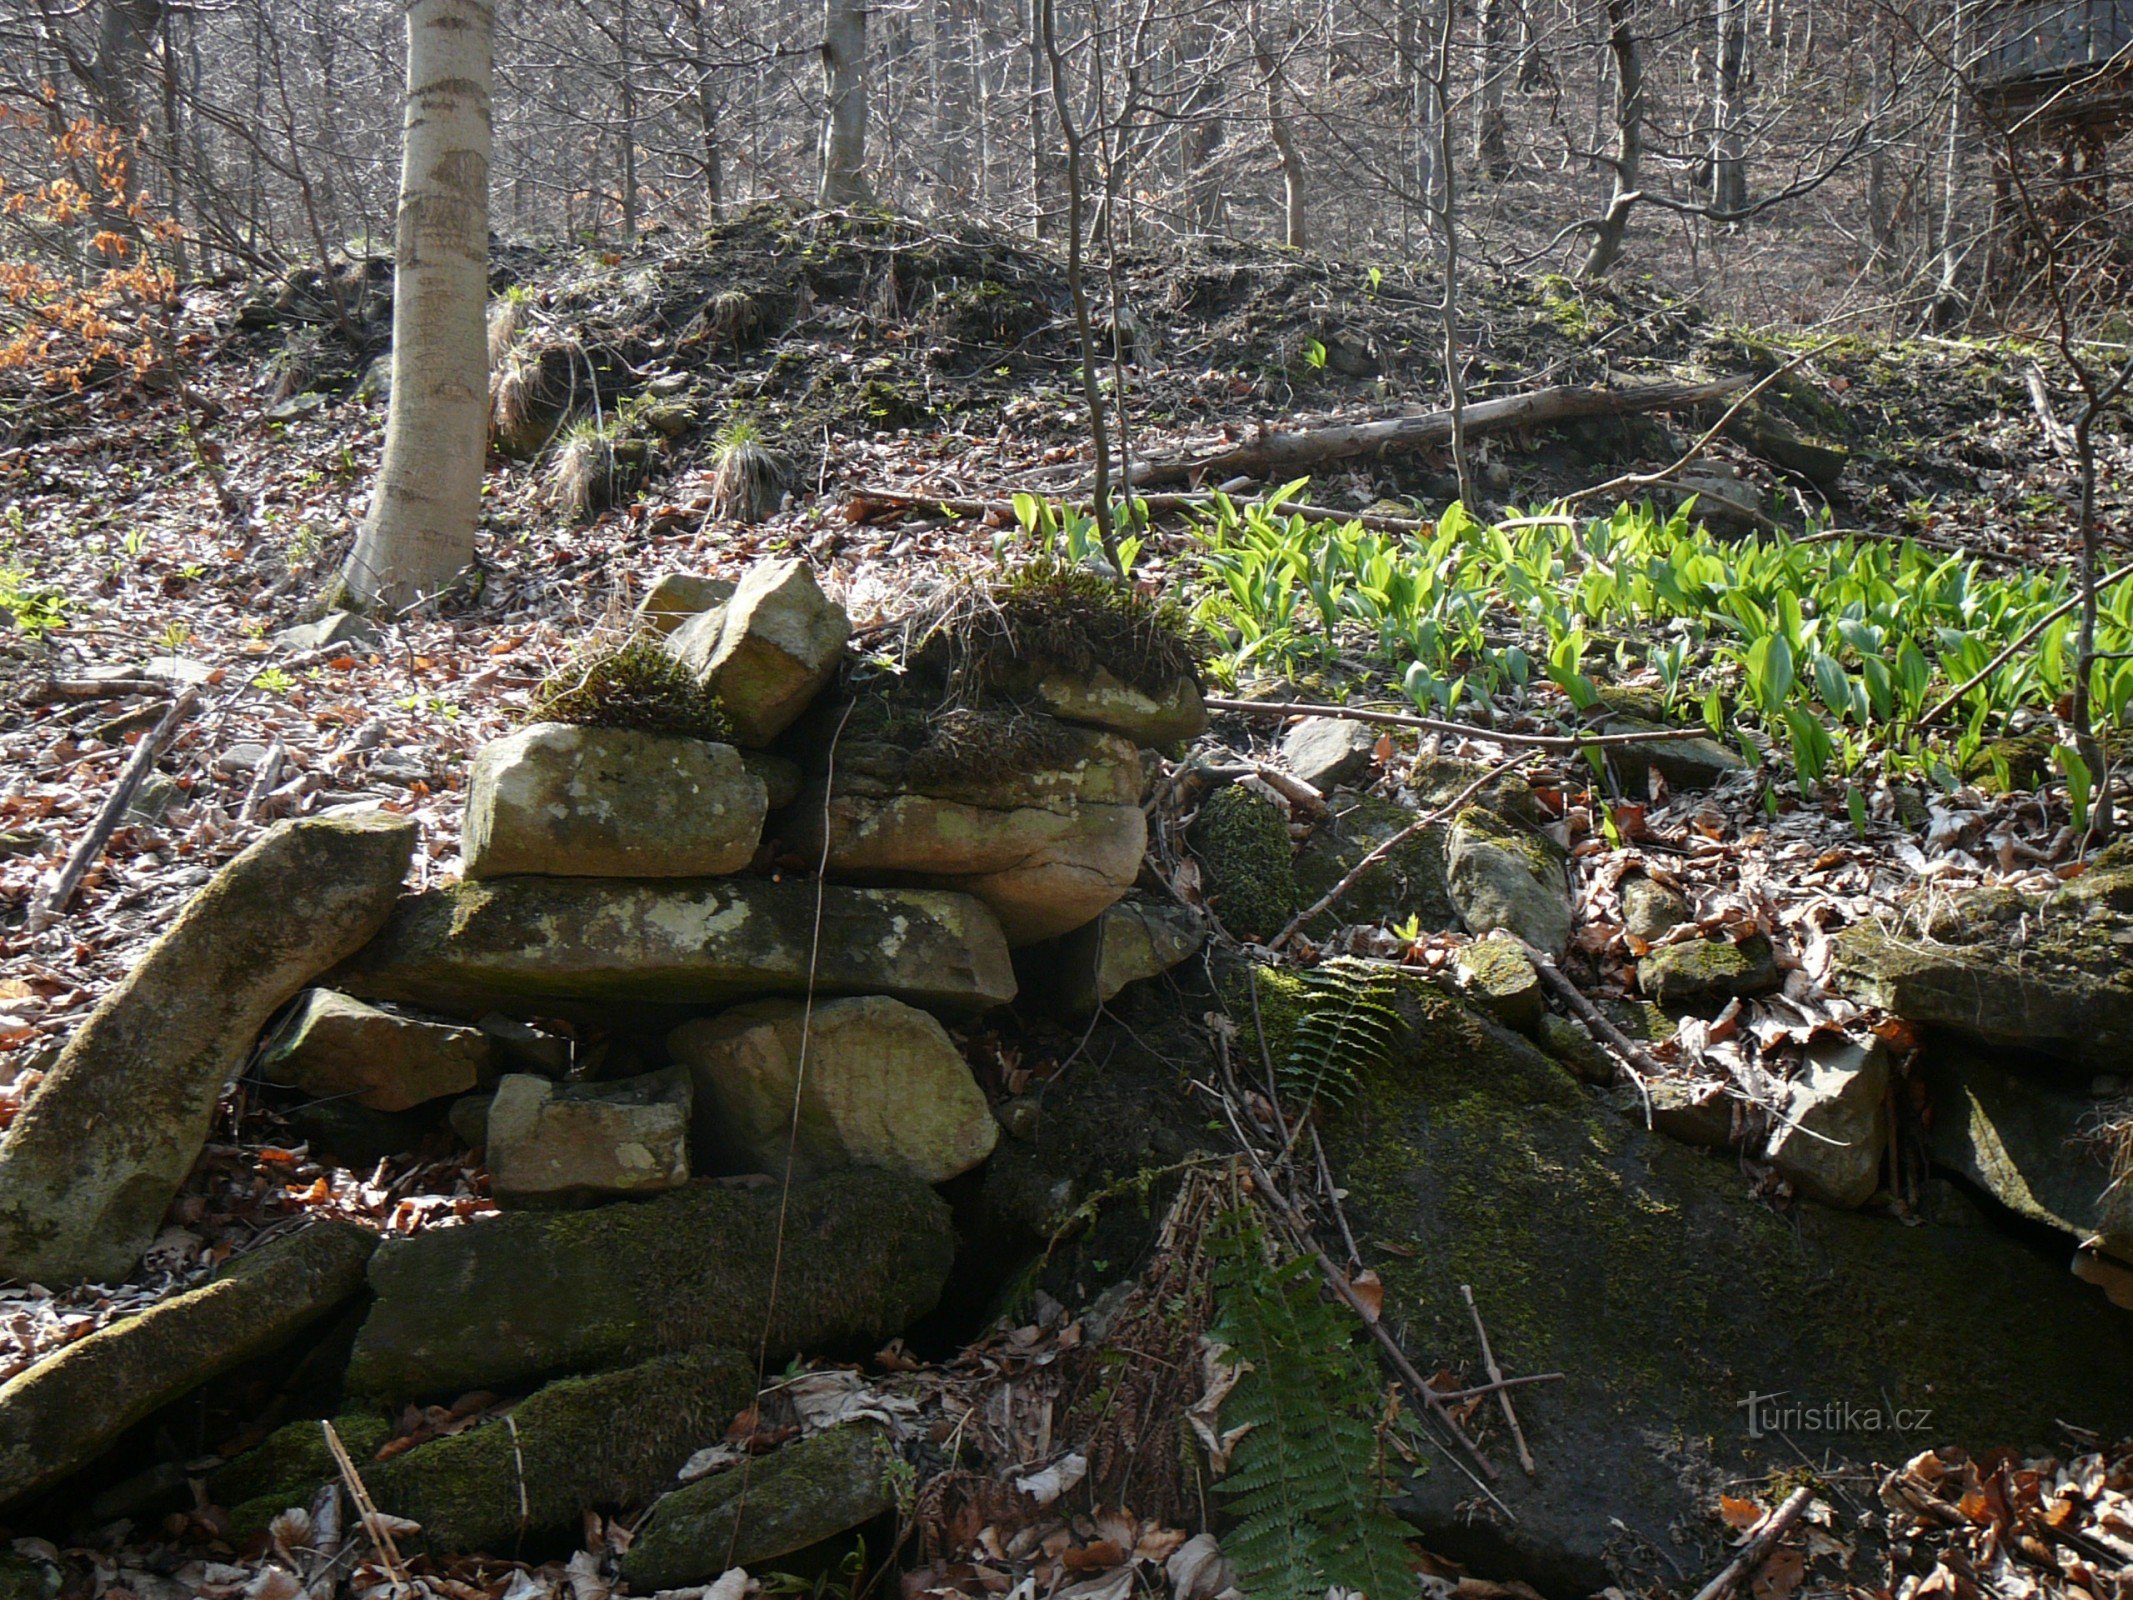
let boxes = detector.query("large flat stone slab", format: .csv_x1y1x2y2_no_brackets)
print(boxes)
0,812,414,1285
332,876,1018,1014
0,1222,374,1507
344,1167,954,1400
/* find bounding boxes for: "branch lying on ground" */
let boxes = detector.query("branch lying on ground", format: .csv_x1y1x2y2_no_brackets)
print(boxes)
1689,1486,1817,1600
1117,377,1752,489
1203,695,1726,752
1270,754,1531,950
1514,935,1662,1126
29,687,199,930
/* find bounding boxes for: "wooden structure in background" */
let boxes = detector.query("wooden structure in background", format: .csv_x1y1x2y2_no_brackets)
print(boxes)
1972,0,2133,302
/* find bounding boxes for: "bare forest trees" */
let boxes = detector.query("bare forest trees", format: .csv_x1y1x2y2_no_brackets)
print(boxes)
3,1,2119,366
339,0,494,612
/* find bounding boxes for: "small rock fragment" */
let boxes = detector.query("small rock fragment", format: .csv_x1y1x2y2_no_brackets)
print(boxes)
1766,1036,1890,1208
1639,932,1780,1008
271,611,377,653
1620,874,1693,943
1280,716,1378,791
259,989,489,1112
1446,808,1573,957
485,1067,693,1208
637,572,736,636
1456,932,1545,1034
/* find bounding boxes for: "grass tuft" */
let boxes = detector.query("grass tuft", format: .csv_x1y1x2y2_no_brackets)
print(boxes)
707,418,784,524
527,634,729,741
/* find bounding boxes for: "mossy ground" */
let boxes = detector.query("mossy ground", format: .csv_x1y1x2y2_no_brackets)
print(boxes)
1317,983,2133,1588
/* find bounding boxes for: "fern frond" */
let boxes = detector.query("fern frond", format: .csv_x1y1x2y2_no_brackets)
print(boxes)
1210,1211,1413,1600
1282,958,1402,1111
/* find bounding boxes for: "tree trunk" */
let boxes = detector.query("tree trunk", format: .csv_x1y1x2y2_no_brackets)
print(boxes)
1712,0,1748,213
1580,0,1642,278
1025,0,1061,237
1474,0,1512,179
1252,16,1308,249
818,0,868,207
340,0,494,613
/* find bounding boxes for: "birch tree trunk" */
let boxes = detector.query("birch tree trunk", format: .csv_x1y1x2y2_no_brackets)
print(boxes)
340,0,494,614
818,0,868,206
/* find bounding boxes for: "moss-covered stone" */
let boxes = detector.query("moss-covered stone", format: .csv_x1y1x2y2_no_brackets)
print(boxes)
1639,932,1779,1009
1445,806,1572,955
217,1412,394,1539
1190,786,1297,941
1961,729,2057,794
624,1423,902,1592
373,1346,753,1554
1320,986,2133,1593
0,813,413,1286
345,1168,952,1401
1292,796,1456,939
1455,933,1544,1033
1535,1012,1611,1081
0,1222,376,1509
1830,879,2133,1070
332,876,1018,1016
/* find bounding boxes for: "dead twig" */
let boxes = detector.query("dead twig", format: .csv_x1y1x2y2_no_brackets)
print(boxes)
1270,754,1531,950
1514,935,1661,1126
238,737,287,825
1461,1282,1537,1477
1203,695,1724,752
1211,1029,1511,1503
29,687,200,930
1688,1485,1815,1600
1431,1371,1567,1403
320,1418,409,1589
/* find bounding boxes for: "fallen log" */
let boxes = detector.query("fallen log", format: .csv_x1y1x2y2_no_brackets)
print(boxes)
1124,376,1751,487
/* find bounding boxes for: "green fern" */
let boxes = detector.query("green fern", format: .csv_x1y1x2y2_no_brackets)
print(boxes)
1211,1212,1413,1600
1282,959,1402,1111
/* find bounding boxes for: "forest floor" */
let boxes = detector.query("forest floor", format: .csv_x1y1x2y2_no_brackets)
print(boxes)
0,205,2129,1600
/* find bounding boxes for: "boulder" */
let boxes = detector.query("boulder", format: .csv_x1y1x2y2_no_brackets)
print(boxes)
1445,808,1572,957
1030,666,1206,745
1830,876,2133,1070
462,722,766,880
332,876,1017,1016
486,1067,693,1208
625,1424,901,1592
0,1222,374,1507
1766,1036,1890,1207
1535,1012,1612,1082
670,996,997,1184
1320,984,2133,1594
787,717,1145,946
0,812,414,1286
1923,1048,2128,1252
224,1346,755,1554
1190,785,1297,942
259,989,490,1112
284,1098,444,1169
743,749,804,810
1639,932,1780,1008
1599,720,1746,798
637,572,736,636
1015,895,1205,1015
668,559,850,747
478,1012,572,1077
344,1167,953,1400
1280,716,1378,791
1455,933,1545,1033
1620,874,1693,942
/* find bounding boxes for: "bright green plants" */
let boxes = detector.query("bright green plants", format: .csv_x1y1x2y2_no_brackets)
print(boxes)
1210,1211,1413,1600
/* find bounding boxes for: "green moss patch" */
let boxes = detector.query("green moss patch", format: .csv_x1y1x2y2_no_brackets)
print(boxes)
1191,786,1298,941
